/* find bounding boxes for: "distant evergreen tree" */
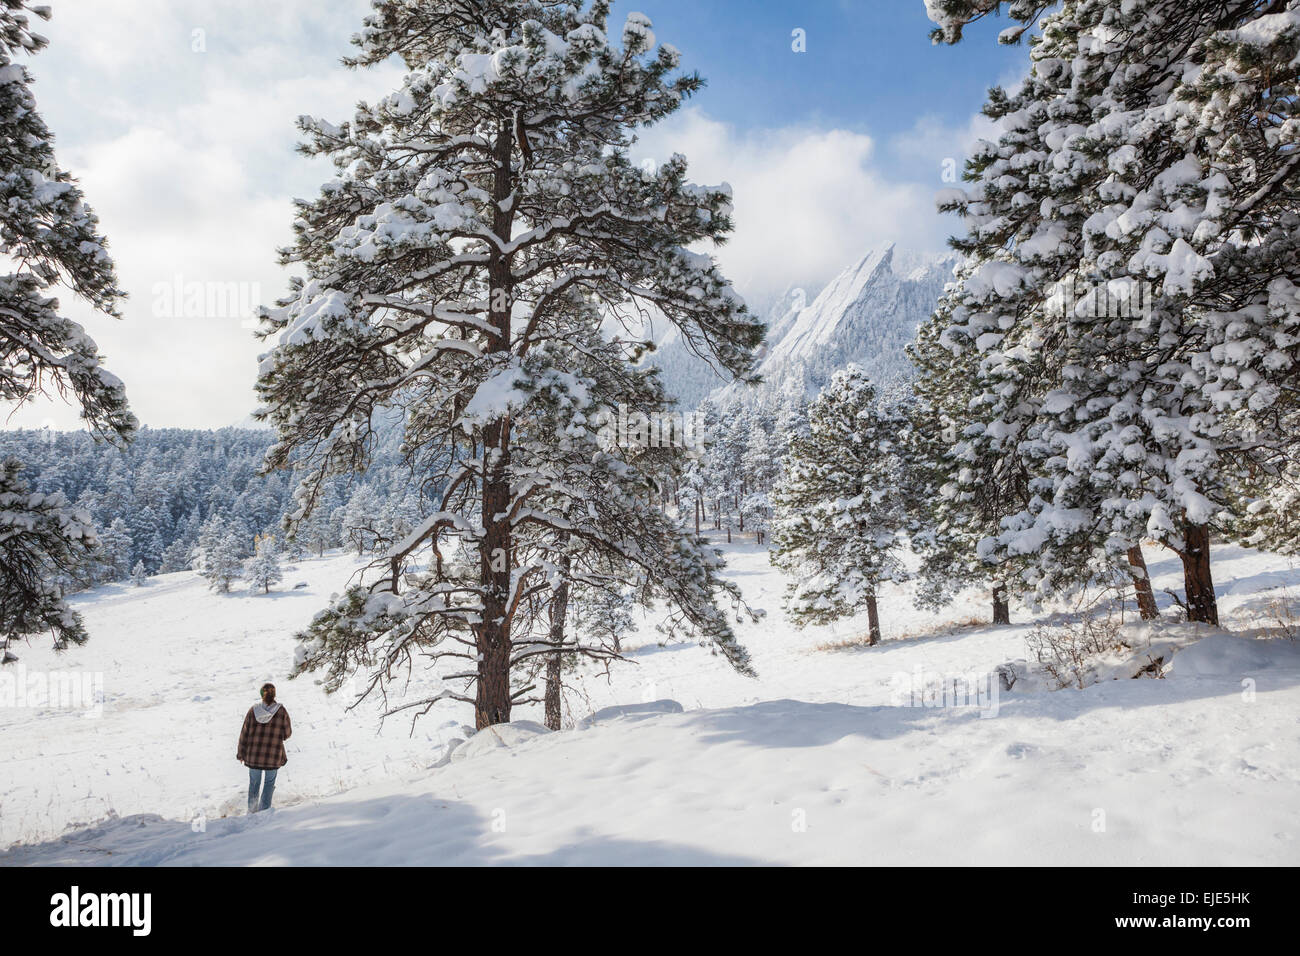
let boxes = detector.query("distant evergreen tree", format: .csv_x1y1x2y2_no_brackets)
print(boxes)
283,533,306,561
907,297,1029,625
740,418,779,544
200,531,243,594
338,484,383,556
771,367,912,645
573,580,637,654
244,535,283,594
158,536,193,574
296,505,338,558
96,517,133,582
131,560,147,587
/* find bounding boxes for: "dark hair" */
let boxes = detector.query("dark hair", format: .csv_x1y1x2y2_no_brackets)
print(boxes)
260,683,276,700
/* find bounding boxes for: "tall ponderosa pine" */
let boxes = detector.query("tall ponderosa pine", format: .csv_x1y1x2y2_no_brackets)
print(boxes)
0,2,134,659
922,0,1300,625
771,367,911,645
257,0,764,728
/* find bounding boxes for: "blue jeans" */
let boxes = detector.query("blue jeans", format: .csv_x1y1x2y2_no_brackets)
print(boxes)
247,767,278,812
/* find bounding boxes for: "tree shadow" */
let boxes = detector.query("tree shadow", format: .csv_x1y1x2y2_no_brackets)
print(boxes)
0,792,768,866
686,698,966,749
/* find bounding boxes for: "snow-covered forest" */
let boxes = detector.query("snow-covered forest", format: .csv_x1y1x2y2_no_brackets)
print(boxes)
2,0,1299,883
0,426,418,589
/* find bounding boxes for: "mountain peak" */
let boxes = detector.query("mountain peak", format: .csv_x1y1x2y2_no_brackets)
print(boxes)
740,244,954,401
647,244,956,408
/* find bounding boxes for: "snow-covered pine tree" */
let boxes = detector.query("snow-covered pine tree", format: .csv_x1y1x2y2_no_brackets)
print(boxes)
922,0,1300,626
95,516,133,582
158,536,193,574
0,2,134,657
572,576,635,653
907,292,1029,624
740,413,779,544
1235,451,1300,556
771,367,911,645
258,1,764,728
244,534,283,594
297,505,338,557
199,531,243,594
195,513,229,566
338,484,383,556
131,559,147,587
129,504,166,573
283,533,307,561
0,460,97,658
519,306,744,729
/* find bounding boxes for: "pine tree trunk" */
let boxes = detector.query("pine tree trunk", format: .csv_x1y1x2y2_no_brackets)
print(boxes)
1127,545,1159,621
992,584,1010,625
544,537,570,731
474,122,517,731
476,417,513,729
1180,523,1219,626
866,592,881,646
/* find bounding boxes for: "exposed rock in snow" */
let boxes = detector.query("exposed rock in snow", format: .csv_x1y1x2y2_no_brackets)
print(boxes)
574,699,684,729
448,720,551,763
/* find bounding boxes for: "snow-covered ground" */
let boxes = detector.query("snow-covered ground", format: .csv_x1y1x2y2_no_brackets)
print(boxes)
3,541,1299,865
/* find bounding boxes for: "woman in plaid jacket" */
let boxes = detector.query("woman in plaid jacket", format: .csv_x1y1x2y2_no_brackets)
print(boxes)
237,682,292,813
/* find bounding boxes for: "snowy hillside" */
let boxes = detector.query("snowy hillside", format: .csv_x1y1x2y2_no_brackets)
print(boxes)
4,540,1298,865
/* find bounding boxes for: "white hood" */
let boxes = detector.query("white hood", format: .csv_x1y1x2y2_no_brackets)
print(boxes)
253,701,281,724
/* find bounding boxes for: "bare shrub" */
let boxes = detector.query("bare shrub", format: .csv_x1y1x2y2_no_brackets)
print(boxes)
1267,590,1299,641
1026,612,1125,690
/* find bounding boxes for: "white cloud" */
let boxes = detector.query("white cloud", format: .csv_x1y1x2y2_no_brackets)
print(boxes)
886,112,999,177
11,2,979,429
632,109,948,301
13,0,400,430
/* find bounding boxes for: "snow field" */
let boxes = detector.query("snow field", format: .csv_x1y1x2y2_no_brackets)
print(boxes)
3,541,1298,865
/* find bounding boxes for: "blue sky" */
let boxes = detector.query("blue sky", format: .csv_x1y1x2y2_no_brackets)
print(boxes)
624,0,1026,172
14,0,1029,428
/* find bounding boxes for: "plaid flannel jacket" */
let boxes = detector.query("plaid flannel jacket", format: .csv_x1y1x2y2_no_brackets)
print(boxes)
237,705,292,770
